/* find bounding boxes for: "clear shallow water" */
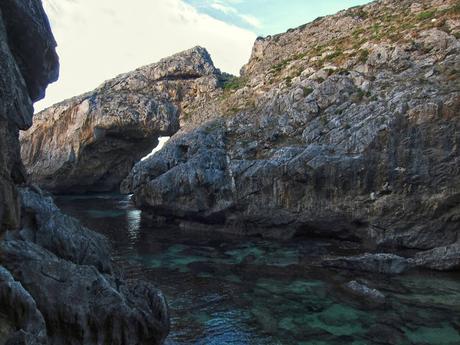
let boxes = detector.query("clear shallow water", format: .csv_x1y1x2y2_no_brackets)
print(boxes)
55,194,460,345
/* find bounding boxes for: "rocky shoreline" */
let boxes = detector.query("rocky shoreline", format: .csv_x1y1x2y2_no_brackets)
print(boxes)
123,0,459,269
1,0,459,343
2,188,170,345
19,0,460,275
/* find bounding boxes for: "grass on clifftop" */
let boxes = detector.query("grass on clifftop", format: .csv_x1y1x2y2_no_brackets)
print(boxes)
223,76,247,91
263,0,460,85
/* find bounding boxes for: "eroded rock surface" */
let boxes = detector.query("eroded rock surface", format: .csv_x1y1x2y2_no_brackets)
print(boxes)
17,188,113,274
0,266,47,344
1,189,170,345
410,241,460,271
20,46,225,193
0,0,58,231
124,0,460,262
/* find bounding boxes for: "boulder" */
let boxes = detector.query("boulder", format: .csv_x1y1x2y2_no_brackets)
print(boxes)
0,188,170,344
15,188,113,274
0,266,47,344
344,280,386,303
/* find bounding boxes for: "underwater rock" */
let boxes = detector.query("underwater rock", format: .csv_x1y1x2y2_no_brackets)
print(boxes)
322,253,409,275
344,280,386,303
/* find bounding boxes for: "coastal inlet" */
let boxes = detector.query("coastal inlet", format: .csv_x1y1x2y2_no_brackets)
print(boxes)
56,194,460,345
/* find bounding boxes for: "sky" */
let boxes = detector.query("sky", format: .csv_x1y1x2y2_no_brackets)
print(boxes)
37,0,371,112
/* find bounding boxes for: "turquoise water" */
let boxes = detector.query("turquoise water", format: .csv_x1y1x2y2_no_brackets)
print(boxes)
55,194,460,345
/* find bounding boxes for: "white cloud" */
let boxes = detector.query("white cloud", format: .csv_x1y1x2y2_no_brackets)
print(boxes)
205,0,262,29
36,0,256,112
239,14,262,28
210,2,237,14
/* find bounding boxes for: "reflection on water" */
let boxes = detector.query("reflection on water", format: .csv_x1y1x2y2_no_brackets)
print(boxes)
55,194,460,345
119,195,141,244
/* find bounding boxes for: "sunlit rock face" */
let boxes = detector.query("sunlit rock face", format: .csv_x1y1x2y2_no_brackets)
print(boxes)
124,0,460,256
20,46,225,193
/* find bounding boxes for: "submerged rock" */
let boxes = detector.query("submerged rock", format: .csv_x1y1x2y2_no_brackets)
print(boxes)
344,280,386,303
20,46,225,193
322,253,409,275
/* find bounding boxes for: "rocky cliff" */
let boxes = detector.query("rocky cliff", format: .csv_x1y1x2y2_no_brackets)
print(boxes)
122,0,460,262
17,0,460,270
20,46,226,193
0,1,170,343
0,0,58,231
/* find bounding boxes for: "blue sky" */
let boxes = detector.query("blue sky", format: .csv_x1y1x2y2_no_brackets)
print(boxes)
184,0,372,36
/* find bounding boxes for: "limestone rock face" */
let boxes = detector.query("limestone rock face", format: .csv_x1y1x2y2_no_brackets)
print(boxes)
0,0,58,232
18,188,113,274
0,266,47,344
20,46,224,193
120,120,234,222
124,0,460,261
1,188,170,345
1,240,169,345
